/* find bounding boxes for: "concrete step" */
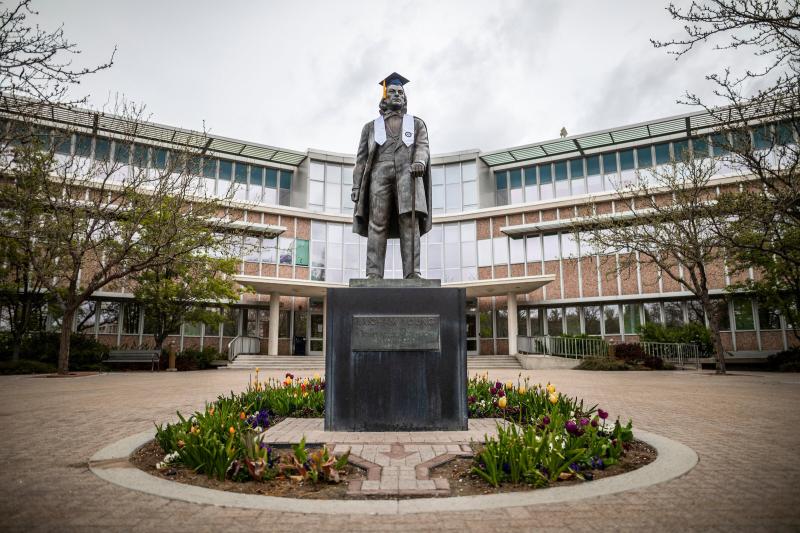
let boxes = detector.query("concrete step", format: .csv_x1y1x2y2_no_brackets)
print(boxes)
223,354,522,370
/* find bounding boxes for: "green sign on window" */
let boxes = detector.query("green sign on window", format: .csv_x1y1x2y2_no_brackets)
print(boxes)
295,239,309,266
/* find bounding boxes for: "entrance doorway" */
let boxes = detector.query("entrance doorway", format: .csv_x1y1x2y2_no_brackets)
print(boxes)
466,299,478,355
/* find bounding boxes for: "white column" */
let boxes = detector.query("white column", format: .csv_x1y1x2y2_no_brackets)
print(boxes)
507,292,518,355
268,291,280,356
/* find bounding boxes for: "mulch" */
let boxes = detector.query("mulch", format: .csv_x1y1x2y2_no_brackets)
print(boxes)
130,438,656,499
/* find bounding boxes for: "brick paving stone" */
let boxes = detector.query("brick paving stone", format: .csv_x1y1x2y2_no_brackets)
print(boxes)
0,369,799,531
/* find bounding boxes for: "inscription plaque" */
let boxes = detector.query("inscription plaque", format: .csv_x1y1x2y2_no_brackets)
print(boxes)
351,315,440,351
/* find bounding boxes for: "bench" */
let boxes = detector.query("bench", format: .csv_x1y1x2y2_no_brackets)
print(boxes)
106,350,161,371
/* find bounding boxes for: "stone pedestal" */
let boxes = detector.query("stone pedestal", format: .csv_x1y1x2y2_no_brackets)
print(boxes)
325,280,467,431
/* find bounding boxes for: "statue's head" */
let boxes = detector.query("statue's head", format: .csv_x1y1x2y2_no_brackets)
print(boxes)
377,72,410,115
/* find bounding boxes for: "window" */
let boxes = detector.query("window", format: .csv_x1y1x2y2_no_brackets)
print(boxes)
570,158,585,195
539,164,553,200
583,306,601,335
546,308,563,335
654,143,670,165
75,134,92,158
530,308,543,335
619,149,635,171
95,138,111,162
509,168,523,204
712,133,729,156
261,237,277,264
673,140,689,161
733,298,754,330
565,307,580,335
496,309,508,338
560,232,578,259
463,162,477,209
495,171,508,206
663,301,684,327
643,302,662,324
122,304,140,335
586,155,602,193
543,233,560,261
757,304,781,330
480,309,493,338
524,166,538,201
622,303,641,334
602,153,617,174
636,146,652,168
222,308,239,337
295,239,309,267
97,302,119,334
712,300,731,330
183,321,202,336
432,165,445,213
154,148,168,170
692,137,709,158
477,239,492,267
204,309,221,337
278,237,294,265
526,235,542,262
249,166,264,203
492,236,508,264
75,301,97,333
603,305,620,334
554,161,569,197
509,237,524,264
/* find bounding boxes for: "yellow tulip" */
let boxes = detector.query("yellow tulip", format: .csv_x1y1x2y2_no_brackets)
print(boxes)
314,373,321,380
505,381,514,390
239,411,246,420
229,426,235,435
546,383,556,394
549,393,558,404
209,408,215,416
518,386,527,395
498,396,507,409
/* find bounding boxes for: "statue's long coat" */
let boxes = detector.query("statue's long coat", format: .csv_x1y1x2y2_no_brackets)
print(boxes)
351,116,432,239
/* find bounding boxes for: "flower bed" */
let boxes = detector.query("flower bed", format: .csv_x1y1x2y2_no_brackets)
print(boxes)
147,371,645,494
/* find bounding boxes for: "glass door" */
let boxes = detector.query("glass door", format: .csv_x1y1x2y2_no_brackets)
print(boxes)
308,298,324,355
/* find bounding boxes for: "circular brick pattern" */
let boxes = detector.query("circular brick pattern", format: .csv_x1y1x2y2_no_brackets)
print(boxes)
89,427,696,514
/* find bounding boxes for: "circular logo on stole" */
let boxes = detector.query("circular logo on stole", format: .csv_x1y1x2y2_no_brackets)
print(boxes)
404,131,412,137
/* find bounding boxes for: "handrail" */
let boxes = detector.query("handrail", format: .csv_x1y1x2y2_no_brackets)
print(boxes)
227,335,261,361
518,335,701,369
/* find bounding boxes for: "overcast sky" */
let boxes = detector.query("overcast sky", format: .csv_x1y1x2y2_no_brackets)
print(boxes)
34,0,754,155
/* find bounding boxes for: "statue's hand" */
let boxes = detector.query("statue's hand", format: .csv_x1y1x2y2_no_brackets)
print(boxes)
411,161,425,178
351,187,359,202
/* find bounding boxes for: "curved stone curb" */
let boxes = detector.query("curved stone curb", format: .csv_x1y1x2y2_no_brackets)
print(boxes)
89,429,697,515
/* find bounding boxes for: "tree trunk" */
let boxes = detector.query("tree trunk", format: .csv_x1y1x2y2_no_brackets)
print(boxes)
11,339,21,363
57,307,76,375
705,303,727,375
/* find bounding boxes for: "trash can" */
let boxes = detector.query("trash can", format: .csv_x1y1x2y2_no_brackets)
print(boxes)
294,336,307,355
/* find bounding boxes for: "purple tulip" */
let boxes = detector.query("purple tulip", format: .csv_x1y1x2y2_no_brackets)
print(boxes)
495,382,503,390
565,420,579,435
489,387,497,395
598,409,608,420
579,417,590,426
591,417,599,428
542,415,550,426
497,390,505,398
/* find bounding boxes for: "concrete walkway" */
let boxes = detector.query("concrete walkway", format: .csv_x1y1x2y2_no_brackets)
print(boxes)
1,368,799,532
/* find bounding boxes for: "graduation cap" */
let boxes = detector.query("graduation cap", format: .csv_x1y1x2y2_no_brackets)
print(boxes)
380,72,410,98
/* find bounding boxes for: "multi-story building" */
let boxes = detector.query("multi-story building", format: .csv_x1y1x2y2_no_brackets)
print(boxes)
4,101,797,359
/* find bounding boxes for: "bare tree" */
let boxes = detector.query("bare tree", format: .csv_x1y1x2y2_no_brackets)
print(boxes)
654,0,800,337
0,99,243,374
581,155,730,374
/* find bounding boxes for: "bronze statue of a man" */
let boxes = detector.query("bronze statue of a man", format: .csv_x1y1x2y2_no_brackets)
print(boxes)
351,73,432,279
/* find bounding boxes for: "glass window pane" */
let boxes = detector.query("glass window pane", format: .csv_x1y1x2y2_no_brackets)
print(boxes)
432,165,445,185
619,149,635,171
543,234,559,261
526,235,542,262
673,140,690,161
325,181,341,209
560,232,578,259
583,306,601,335
75,134,92,157
445,163,460,184
95,138,111,161
664,301,683,327
265,168,278,188
509,168,522,188
310,161,325,180
602,153,617,174
623,303,641,334
714,300,731,330
496,309,508,338
461,241,476,267
432,184,445,209
235,162,247,183
692,137,709,158
509,237,524,264
587,156,600,176
758,305,781,330
98,302,119,334
733,298,754,330
712,133,729,156
477,239,492,267
554,161,567,181
547,308,563,335
636,147,652,168
495,171,507,190
295,239,309,266
462,161,476,181
539,164,552,184
203,158,217,177
463,181,477,206
643,302,661,324
309,180,324,206
565,307,580,335
280,171,292,190
493,237,508,264
326,163,341,183
569,158,584,178
480,309,493,338
654,143,670,164
219,160,232,181
603,305,620,334
446,182,462,212
279,237,294,265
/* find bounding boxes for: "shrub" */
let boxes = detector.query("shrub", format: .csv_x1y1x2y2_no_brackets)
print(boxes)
643,355,665,370
638,322,713,355
766,348,800,372
0,332,108,370
613,343,646,364
576,357,629,371
0,359,57,374
164,346,223,371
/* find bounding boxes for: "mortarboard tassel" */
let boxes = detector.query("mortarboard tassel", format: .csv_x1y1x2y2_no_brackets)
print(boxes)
382,80,387,99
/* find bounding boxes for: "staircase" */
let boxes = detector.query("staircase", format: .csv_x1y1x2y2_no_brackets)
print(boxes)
223,354,325,371
224,353,521,371
467,354,522,370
